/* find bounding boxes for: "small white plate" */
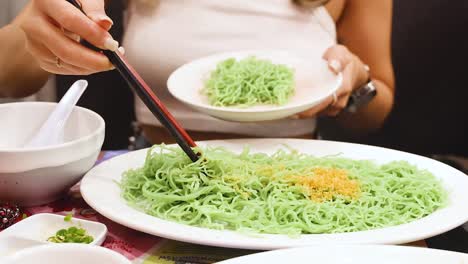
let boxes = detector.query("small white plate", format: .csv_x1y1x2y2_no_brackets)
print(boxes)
3,244,130,264
167,50,342,122
0,213,107,257
217,245,468,264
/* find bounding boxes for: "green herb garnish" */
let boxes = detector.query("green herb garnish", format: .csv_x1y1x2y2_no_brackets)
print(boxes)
47,226,94,244
64,213,72,222
47,214,94,244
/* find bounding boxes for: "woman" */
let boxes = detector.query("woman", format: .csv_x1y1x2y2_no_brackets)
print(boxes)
2,0,394,144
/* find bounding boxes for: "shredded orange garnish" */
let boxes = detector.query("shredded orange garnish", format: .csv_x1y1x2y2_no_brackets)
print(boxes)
287,168,360,202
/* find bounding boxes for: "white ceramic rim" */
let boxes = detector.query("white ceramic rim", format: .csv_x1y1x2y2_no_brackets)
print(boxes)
4,243,131,264
216,245,468,263
0,102,105,153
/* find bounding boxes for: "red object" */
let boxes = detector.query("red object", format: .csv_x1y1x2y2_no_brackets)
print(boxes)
0,203,21,231
118,54,197,148
106,50,200,162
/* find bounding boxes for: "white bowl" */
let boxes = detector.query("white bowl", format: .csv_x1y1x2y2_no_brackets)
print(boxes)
0,102,105,206
168,50,342,122
3,244,131,264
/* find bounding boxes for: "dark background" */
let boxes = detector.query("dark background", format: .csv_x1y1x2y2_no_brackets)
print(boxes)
319,0,468,157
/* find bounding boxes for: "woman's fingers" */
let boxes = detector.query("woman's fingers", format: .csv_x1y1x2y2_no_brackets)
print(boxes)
43,20,113,71
323,45,352,74
18,0,118,75
296,45,362,118
321,95,348,117
324,45,370,91
22,15,112,74
294,44,372,119
39,60,95,75
320,65,356,117
26,36,98,75
23,14,113,73
35,0,118,51
81,0,114,30
321,45,370,117
30,40,98,75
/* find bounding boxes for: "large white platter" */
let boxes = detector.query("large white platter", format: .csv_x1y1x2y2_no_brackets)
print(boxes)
80,139,468,250
218,245,468,264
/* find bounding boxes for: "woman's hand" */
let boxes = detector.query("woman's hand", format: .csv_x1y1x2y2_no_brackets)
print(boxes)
296,44,370,118
16,0,121,75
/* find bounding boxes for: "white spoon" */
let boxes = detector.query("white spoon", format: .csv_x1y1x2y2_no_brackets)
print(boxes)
24,80,88,148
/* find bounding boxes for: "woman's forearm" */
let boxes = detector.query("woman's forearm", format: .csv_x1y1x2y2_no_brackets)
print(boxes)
336,79,394,133
0,22,49,98
331,0,394,135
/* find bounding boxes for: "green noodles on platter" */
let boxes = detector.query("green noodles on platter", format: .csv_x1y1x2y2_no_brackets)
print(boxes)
120,145,447,236
202,57,295,107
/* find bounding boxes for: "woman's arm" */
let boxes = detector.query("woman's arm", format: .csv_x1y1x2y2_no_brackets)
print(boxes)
0,0,118,99
334,0,395,133
0,4,49,98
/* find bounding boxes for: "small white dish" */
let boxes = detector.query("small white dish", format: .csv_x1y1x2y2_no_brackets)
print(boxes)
217,245,468,264
168,50,342,122
3,244,131,264
0,213,107,257
0,102,105,206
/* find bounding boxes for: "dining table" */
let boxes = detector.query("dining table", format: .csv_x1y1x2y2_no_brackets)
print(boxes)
13,150,468,264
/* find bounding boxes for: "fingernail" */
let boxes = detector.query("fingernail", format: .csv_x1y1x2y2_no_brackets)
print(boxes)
89,14,114,31
98,16,113,31
104,37,119,51
118,46,125,55
329,60,342,73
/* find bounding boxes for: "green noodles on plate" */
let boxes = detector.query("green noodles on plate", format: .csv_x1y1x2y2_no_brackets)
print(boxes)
202,57,295,107
120,145,447,236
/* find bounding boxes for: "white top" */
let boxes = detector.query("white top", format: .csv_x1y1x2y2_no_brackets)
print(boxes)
123,0,336,137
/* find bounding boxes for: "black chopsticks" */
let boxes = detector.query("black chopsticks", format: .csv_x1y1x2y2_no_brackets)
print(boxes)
65,0,200,162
